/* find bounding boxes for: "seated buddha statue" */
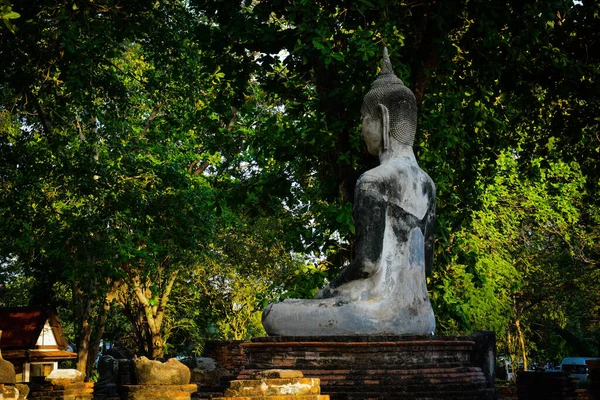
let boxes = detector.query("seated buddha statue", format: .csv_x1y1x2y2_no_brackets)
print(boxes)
262,48,436,336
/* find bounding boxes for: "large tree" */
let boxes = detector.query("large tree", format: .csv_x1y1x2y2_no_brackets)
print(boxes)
0,0,226,369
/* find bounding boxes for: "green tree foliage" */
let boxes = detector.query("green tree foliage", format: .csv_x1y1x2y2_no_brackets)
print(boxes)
186,211,304,341
1,0,599,374
435,151,598,364
0,0,225,367
0,0,19,33
419,0,600,362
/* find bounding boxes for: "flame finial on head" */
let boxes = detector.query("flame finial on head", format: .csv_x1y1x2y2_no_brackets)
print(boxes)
381,47,394,75
371,47,404,88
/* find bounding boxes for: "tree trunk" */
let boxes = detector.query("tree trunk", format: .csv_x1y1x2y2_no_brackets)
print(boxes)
84,315,106,379
84,283,119,378
506,328,517,382
76,316,93,377
513,297,528,372
73,280,93,378
127,262,177,359
118,287,148,357
515,318,528,371
150,332,164,359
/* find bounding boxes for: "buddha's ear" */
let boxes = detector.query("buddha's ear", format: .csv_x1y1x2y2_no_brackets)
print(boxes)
378,104,390,151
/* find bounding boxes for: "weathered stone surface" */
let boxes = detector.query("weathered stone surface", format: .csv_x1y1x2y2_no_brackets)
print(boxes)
190,368,220,387
226,378,320,397
216,396,329,400
0,384,19,399
45,368,85,385
262,47,436,336
0,355,16,384
191,357,217,371
252,370,303,379
121,384,197,400
0,331,16,385
133,356,191,385
15,383,29,400
214,369,329,400
202,340,248,372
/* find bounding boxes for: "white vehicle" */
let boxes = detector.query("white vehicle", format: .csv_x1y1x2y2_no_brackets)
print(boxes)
559,357,600,382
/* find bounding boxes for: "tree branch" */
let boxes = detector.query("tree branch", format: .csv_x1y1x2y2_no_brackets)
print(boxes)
141,101,162,138
28,90,52,135
155,270,177,329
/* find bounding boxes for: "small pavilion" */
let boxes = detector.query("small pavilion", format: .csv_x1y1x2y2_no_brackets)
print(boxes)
0,306,77,382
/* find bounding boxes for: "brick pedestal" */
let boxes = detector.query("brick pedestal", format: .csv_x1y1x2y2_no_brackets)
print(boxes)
120,384,197,400
198,340,249,397
28,382,94,400
203,341,248,373
240,336,495,400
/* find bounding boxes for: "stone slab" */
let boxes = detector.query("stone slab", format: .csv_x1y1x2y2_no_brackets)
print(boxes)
0,384,19,400
134,357,191,385
214,396,330,400
121,384,197,400
0,357,16,384
46,369,85,385
226,377,321,397
215,369,329,400
252,370,304,379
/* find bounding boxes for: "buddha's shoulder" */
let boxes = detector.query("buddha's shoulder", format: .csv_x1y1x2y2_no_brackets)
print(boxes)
357,161,432,187
356,167,386,189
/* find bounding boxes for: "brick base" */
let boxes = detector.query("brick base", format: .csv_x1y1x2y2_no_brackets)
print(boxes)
120,384,197,400
28,382,94,400
200,340,248,394
240,336,495,400
203,341,248,372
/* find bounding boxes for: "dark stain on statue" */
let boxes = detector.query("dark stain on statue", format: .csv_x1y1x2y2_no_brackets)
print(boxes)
408,305,419,317
421,180,434,198
389,203,418,243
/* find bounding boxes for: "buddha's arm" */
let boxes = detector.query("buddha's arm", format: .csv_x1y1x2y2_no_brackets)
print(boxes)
423,184,436,276
324,186,386,290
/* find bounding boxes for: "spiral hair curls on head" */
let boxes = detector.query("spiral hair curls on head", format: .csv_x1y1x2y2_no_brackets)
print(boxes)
361,47,418,147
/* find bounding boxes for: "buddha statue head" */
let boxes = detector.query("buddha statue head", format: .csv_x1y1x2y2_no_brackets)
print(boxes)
361,47,417,155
